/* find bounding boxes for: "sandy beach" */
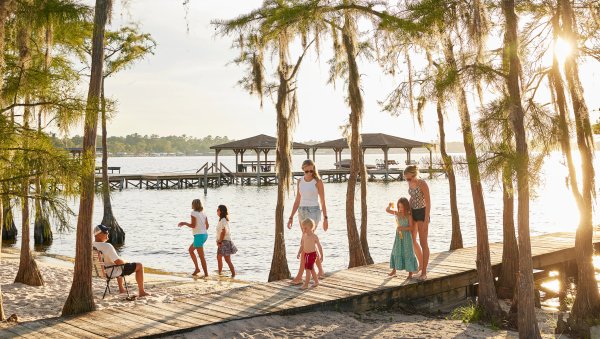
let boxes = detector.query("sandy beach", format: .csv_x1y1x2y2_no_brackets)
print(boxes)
165,303,561,339
0,249,248,324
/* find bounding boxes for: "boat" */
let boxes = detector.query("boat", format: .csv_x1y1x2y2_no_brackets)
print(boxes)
334,159,377,169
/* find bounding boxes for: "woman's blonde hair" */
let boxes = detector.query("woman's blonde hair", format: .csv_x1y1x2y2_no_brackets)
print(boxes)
192,199,203,212
404,165,419,177
302,159,321,181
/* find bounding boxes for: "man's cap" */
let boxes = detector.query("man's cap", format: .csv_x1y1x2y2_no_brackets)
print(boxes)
94,224,109,235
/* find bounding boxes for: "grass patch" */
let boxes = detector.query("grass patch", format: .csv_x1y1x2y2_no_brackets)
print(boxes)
450,302,484,323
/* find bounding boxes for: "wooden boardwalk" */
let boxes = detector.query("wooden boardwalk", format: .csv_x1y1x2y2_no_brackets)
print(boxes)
2,231,597,338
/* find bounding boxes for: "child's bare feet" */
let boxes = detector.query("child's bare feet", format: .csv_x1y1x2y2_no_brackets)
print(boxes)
300,284,309,290
388,270,397,277
408,272,413,279
192,269,201,276
139,291,150,298
312,283,319,288
290,279,303,286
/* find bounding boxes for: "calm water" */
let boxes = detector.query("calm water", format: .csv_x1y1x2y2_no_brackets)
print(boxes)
7,152,600,282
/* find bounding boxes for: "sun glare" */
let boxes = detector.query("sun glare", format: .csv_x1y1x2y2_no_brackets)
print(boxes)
554,37,573,65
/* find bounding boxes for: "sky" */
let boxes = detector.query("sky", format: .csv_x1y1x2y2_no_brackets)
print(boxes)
91,0,600,144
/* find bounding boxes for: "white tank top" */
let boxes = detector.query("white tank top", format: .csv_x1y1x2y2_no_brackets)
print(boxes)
299,178,319,207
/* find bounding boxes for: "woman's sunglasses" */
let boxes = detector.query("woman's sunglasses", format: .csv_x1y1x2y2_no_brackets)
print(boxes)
304,170,314,174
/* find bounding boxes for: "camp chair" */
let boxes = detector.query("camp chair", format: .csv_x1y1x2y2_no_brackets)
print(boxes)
92,246,130,299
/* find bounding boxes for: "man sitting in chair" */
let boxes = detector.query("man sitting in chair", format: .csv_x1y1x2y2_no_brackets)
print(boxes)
93,225,150,297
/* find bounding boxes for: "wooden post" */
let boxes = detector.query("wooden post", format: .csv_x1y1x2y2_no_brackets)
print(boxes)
383,147,389,181
305,149,310,159
429,147,433,179
203,166,208,195
215,149,220,168
255,149,261,186
312,148,316,161
234,150,239,173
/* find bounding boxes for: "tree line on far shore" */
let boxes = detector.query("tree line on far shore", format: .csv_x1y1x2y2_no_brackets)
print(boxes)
54,134,231,155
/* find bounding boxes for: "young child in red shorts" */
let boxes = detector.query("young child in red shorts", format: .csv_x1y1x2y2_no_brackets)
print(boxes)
297,218,323,289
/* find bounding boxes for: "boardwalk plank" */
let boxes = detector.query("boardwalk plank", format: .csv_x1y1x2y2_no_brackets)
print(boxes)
103,308,182,338
122,305,199,329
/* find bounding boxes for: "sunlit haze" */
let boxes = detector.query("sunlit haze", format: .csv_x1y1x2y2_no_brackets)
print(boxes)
76,1,596,143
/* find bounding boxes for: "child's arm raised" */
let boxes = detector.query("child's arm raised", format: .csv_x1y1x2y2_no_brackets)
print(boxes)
178,215,197,228
316,235,324,263
385,203,397,215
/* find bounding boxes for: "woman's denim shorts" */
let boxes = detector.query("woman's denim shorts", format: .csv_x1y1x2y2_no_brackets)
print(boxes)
298,206,322,225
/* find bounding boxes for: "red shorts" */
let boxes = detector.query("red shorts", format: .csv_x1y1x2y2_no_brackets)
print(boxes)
304,252,317,270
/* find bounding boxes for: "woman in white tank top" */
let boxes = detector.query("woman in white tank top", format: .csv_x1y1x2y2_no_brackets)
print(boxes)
288,159,328,284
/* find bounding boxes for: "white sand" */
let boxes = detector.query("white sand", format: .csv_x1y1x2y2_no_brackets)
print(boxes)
0,251,248,323
167,306,561,339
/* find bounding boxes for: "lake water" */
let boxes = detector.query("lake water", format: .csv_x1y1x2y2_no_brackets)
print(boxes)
6,152,600,282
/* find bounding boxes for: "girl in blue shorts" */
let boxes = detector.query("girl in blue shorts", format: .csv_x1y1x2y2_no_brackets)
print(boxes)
178,199,209,277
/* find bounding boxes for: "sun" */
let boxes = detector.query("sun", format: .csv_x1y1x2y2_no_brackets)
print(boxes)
554,37,573,65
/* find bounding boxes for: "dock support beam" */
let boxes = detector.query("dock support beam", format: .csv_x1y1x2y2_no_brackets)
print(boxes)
203,167,208,195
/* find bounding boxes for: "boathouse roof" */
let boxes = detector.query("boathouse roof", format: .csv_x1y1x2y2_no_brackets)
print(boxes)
210,134,311,150
311,133,433,150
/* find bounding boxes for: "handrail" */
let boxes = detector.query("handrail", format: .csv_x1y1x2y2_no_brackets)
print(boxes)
219,163,236,178
196,162,209,174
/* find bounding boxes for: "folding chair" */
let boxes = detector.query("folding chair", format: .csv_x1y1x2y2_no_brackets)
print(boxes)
92,246,130,299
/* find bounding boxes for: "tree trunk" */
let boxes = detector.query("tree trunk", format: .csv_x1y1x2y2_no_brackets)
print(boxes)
0,0,14,243
14,182,44,286
502,1,540,336
436,101,462,250
1,194,16,241
559,1,600,335
100,78,124,245
62,0,112,316
268,34,294,282
33,178,52,245
443,35,502,319
497,163,519,299
359,149,373,264
342,12,366,268
0,196,5,320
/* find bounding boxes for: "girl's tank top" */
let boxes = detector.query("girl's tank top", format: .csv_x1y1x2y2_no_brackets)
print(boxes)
299,178,319,207
395,214,409,227
408,181,426,209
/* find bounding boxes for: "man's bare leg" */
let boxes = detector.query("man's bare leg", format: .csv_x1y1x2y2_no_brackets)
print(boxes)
135,263,149,297
117,276,127,294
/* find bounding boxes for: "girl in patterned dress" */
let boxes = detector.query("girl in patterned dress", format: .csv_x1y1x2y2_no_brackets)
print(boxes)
216,205,237,278
385,198,419,278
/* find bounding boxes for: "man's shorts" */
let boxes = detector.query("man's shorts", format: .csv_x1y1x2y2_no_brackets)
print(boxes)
122,262,137,276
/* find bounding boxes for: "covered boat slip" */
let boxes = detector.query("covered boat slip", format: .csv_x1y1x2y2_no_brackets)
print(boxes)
1,231,596,339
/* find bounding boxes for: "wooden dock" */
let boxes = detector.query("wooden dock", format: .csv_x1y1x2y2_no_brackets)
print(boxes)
96,167,446,191
3,231,591,339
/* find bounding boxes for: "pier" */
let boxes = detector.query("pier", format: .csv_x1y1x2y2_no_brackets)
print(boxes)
95,133,445,191
1,231,596,339
95,167,446,191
